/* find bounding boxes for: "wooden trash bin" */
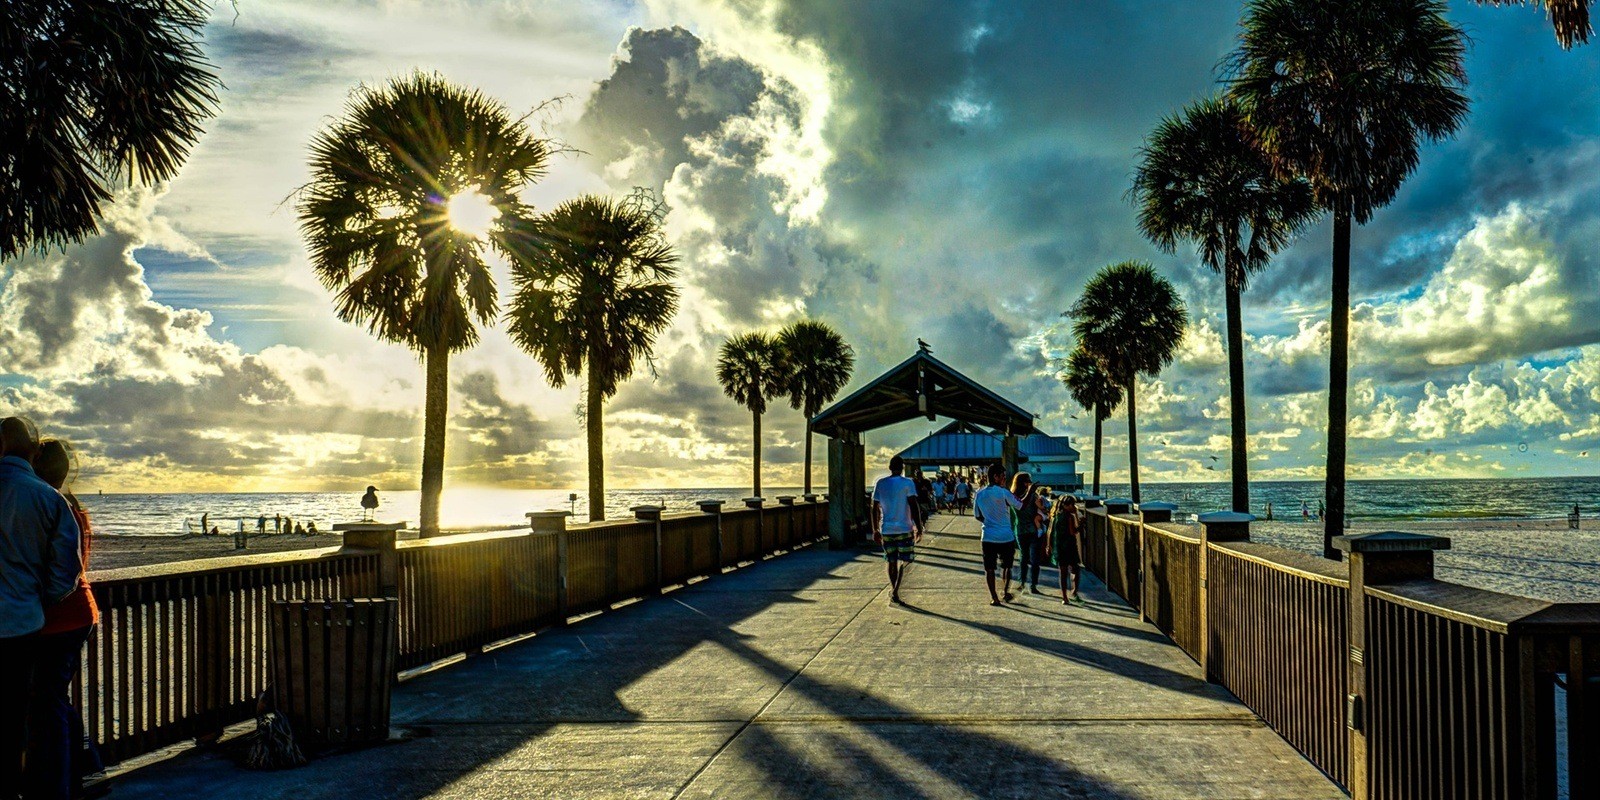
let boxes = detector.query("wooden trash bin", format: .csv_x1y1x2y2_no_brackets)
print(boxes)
269,598,398,747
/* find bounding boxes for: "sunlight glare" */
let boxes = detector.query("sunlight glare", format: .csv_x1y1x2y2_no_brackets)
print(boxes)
446,189,500,238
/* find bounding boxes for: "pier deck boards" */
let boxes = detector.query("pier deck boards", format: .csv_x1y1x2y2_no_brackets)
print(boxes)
110,513,1343,799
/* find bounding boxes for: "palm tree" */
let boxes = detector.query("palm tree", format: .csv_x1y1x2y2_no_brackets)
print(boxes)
505,193,680,522
298,72,551,535
3,0,220,259
717,332,784,497
1061,346,1124,497
1230,0,1468,557
1132,95,1316,514
1474,1,1591,48
1068,262,1188,505
775,320,855,495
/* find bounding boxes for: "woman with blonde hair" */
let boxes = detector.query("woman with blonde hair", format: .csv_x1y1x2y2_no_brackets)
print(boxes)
1009,472,1046,594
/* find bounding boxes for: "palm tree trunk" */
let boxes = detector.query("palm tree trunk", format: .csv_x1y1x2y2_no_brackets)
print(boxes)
587,368,605,522
1225,270,1250,514
1325,199,1353,559
419,343,449,537
1092,407,1103,496
803,421,813,495
752,407,762,497
1126,371,1140,505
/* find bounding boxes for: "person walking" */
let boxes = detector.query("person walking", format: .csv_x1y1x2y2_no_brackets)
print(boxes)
29,438,102,799
0,418,82,797
871,455,921,606
954,475,970,515
1049,494,1086,606
973,463,1022,606
1011,474,1046,594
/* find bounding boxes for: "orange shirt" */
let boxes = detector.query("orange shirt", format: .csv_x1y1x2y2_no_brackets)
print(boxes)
40,506,99,634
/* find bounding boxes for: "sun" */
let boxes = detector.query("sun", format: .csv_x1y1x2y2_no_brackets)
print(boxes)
445,189,500,238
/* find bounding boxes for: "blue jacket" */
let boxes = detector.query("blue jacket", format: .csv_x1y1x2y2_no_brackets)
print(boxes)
0,455,82,637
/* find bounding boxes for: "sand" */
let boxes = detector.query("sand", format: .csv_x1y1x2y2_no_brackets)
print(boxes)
89,533,346,572
1250,518,1600,603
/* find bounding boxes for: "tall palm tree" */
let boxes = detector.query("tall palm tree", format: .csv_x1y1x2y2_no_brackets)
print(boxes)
776,320,855,495
505,193,680,522
1069,262,1188,505
3,0,220,258
1474,1,1591,48
717,332,784,497
1230,0,1468,557
1061,345,1124,497
1132,95,1316,514
298,72,551,535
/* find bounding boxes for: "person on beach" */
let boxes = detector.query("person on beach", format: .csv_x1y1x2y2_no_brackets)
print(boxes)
29,438,102,799
954,476,971,515
200,512,209,534
257,515,266,533
1301,500,1309,522
871,455,921,606
0,418,82,796
1049,494,1085,606
306,522,318,535
274,513,282,534
1011,473,1046,594
973,463,1022,606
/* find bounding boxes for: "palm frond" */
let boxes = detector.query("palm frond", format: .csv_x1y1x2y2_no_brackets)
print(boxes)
717,332,782,415
1068,261,1188,381
775,320,855,418
1061,346,1124,421
1475,0,1592,48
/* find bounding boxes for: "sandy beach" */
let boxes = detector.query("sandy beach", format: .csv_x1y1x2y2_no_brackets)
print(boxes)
88,533,347,572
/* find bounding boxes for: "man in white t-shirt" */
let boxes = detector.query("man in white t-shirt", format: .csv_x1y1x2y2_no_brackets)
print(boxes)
872,455,921,606
972,462,1023,606
954,476,971,515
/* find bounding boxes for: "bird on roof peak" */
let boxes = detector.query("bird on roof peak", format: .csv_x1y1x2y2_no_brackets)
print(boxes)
917,338,931,353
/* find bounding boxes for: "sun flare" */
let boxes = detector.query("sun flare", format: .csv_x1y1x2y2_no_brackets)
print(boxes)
446,189,500,238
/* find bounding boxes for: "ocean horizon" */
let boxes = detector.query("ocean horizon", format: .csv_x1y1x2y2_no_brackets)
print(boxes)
74,476,1600,537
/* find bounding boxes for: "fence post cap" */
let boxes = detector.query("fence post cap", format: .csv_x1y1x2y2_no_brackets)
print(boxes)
1197,511,1254,525
776,495,797,505
1136,501,1178,512
630,505,663,521
742,497,765,508
803,493,820,502
1333,531,1451,553
332,522,407,532
525,511,570,520
1103,497,1133,505
696,500,725,513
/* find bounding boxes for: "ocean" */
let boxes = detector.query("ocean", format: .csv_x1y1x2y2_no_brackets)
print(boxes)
74,477,1600,537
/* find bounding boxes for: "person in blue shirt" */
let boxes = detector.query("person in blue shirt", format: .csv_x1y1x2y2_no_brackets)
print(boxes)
0,417,83,795
972,462,1023,606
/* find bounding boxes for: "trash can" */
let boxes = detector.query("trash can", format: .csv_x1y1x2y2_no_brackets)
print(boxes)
269,598,398,747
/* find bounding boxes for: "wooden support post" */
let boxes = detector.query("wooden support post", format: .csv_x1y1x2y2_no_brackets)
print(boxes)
632,506,664,592
528,511,571,624
777,495,797,550
1002,433,1020,477
335,522,405,597
828,436,849,549
1136,502,1176,624
1197,511,1252,683
1334,531,1451,800
697,500,724,571
743,497,765,557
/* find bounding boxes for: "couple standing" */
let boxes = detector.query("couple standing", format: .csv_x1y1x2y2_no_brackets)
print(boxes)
972,464,1084,607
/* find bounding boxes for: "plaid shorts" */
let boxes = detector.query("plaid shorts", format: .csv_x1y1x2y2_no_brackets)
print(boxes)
881,532,916,563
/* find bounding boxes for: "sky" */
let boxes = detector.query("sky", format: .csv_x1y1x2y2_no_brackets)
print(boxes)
4,0,1600,494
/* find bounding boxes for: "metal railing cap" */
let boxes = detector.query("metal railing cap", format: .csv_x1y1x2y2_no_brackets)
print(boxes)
1333,531,1451,553
331,521,406,531
1103,497,1133,505
1136,501,1178,512
1197,511,1254,524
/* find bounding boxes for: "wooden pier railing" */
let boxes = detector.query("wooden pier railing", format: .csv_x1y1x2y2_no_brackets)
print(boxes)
76,498,828,767
1079,506,1600,800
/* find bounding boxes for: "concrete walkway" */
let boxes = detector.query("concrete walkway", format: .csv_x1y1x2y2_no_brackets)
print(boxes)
111,513,1343,799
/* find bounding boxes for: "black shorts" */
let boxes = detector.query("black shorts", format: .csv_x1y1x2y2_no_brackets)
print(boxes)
982,541,1016,572
1057,534,1081,569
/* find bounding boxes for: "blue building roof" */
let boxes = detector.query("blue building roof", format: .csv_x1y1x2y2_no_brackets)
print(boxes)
896,423,1079,465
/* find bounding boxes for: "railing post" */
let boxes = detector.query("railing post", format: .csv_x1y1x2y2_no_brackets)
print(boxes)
527,511,570,624
1103,497,1132,515
744,497,766,557
777,496,797,550
697,500,724,572
1334,531,1452,800
803,493,820,543
633,505,664,593
1197,511,1252,683
1136,502,1176,624
335,522,405,597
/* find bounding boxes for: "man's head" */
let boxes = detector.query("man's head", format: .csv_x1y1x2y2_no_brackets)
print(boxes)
987,462,1006,486
1,417,39,461
889,455,905,475
35,439,72,491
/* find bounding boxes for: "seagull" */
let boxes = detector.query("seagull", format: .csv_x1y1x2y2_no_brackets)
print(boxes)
917,338,932,352
1208,455,1219,461
1070,414,1079,420
1204,465,1216,471
361,486,380,522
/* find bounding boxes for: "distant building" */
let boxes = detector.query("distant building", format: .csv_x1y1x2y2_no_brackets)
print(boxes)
895,421,1082,490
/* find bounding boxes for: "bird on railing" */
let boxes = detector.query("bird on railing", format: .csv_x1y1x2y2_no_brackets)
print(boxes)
361,486,379,522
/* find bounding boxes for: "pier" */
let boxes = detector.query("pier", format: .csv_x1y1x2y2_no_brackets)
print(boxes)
105,510,1341,799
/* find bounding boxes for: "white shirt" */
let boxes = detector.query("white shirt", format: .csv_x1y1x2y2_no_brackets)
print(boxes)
955,482,970,499
974,485,1022,542
872,474,918,535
